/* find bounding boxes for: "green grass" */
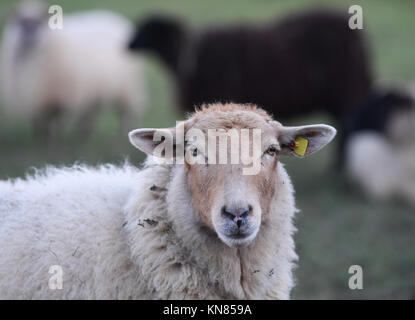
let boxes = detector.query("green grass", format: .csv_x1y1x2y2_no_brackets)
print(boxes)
0,0,414,299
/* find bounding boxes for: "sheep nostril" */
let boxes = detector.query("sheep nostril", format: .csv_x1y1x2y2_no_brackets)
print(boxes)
236,219,242,228
222,206,253,228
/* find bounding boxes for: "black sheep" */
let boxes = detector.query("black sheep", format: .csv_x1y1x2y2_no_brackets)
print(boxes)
128,9,372,123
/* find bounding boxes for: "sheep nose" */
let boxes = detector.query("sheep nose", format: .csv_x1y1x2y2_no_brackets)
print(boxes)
221,206,252,228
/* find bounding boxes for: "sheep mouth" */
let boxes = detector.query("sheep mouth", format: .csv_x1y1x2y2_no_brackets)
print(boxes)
222,224,254,239
219,232,257,247
217,227,259,246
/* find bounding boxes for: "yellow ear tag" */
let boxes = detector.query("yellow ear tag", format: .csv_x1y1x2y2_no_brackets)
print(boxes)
294,137,308,156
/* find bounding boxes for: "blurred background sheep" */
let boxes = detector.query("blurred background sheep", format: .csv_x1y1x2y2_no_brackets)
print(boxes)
0,0,414,299
345,84,415,206
0,0,147,144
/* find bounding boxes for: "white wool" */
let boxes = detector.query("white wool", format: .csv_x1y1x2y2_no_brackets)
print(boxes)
0,164,143,299
346,107,415,206
0,158,298,299
346,132,399,199
0,7,146,118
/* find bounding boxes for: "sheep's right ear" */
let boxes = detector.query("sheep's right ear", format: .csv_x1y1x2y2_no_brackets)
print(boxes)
277,124,337,157
129,128,177,158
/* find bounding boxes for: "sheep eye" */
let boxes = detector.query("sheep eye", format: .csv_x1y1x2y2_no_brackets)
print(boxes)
266,146,277,156
192,148,198,157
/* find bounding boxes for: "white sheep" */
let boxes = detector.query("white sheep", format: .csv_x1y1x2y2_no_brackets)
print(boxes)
0,0,147,140
0,103,336,299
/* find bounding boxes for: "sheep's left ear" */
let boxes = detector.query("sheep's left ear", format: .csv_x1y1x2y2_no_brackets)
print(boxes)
277,124,337,157
129,127,177,157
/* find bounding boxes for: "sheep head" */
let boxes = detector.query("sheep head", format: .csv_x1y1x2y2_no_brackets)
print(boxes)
9,0,48,49
129,103,336,247
128,15,186,71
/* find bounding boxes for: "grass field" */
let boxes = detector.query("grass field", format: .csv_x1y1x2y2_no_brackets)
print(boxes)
0,0,414,299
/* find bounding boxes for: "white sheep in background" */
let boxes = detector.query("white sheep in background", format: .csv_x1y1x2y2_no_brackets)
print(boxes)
346,104,415,207
0,0,147,141
0,103,336,299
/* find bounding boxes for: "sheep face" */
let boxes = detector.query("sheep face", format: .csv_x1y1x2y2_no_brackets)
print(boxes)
9,0,48,49
129,104,336,247
185,135,277,247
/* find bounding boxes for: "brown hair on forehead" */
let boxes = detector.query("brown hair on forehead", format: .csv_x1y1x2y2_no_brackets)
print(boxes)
194,103,271,118
186,103,274,131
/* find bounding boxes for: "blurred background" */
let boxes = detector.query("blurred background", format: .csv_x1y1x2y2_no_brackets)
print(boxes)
0,0,414,299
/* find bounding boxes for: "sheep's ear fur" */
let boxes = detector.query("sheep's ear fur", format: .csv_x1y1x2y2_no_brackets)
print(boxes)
129,127,178,158
277,124,337,157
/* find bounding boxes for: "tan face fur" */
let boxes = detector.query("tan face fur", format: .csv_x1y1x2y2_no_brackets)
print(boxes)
183,105,279,245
